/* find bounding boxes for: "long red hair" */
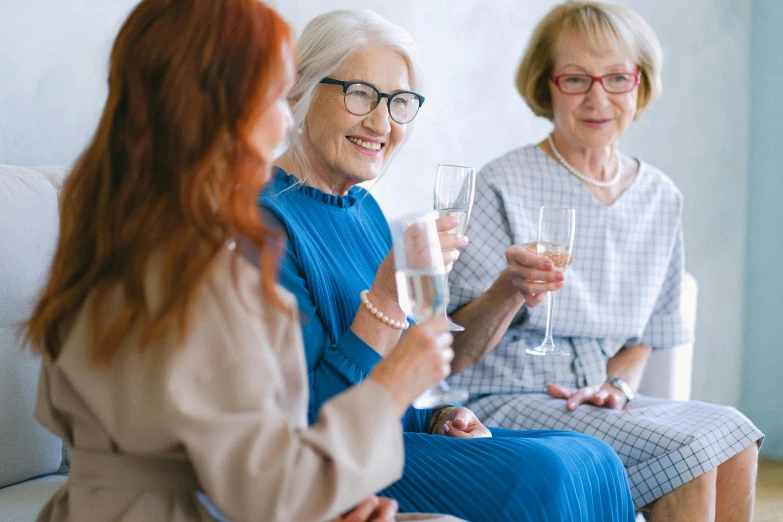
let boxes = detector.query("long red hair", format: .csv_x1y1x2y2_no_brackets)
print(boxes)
25,0,293,364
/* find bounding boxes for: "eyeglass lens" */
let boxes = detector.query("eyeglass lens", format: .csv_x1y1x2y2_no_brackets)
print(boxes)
558,73,637,94
344,83,421,123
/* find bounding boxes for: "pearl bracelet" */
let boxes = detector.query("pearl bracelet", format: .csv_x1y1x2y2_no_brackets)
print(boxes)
359,290,409,331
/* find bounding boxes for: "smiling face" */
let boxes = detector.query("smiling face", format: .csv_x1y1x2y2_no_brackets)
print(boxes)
302,47,410,192
550,31,638,151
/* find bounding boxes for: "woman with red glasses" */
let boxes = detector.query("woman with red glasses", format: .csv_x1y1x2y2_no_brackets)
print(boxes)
448,2,762,521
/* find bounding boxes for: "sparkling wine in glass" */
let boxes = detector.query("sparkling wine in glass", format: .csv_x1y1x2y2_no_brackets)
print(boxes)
434,164,476,331
526,207,576,357
391,212,469,409
396,268,450,324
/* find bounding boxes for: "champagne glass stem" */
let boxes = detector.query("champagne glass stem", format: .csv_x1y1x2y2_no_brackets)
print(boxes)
542,290,555,345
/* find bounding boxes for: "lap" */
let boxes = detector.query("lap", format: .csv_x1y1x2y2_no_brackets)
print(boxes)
470,393,762,467
378,430,634,522
470,392,764,509
394,513,466,522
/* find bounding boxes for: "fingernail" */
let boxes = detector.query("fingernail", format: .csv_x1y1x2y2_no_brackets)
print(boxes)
460,235,469,246
544,261,553,269
556,281,564,288
555,273,564,281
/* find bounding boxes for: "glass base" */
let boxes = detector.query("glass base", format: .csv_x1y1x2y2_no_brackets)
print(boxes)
526,343,570,357
412,382,469,409
447,318,465,332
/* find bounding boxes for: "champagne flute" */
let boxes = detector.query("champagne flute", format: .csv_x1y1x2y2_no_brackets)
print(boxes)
525,207,576,357
433,164,476,332
391,212,469,409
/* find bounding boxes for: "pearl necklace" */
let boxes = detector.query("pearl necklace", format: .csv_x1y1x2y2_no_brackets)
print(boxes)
547,134,622,188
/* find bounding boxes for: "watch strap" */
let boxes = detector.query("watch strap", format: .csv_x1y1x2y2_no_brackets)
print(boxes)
605,377,634,403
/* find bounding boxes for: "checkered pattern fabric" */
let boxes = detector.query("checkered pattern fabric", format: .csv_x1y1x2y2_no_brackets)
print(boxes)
469,393,762,509
447,145,763,508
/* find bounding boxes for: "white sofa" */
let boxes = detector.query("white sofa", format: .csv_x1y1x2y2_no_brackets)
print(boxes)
0,165,69,521
0,164,697,521
638,271,697,401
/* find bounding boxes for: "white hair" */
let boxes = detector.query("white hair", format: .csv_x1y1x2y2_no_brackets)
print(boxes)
285,9,424,179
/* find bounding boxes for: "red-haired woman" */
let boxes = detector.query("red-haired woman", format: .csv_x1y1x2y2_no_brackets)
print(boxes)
25,1,459,521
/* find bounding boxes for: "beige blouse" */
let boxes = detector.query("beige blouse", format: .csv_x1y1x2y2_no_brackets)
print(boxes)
33,249,454,522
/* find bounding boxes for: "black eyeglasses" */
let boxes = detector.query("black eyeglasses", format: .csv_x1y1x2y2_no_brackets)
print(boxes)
319,77,425,124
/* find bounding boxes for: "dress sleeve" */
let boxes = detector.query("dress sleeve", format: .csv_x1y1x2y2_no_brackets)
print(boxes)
449,167,516,313
167,348,404,522
277,244,381,424
401,406,433,433
281,245,436,432
635,221,693,350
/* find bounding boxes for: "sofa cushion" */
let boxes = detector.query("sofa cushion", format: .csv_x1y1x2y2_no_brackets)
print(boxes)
0,475,67,521
0,166,63,488
27,165,69,197
0,166,60,327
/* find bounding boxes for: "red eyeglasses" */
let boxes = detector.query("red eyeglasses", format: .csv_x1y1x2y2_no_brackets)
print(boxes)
550,70,641,94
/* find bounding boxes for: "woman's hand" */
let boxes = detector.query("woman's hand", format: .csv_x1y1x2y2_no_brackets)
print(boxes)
369,254,403,313
330,496,398,522
505,243,572,308
546,382,628,411
436,215,469,273
369,216,468,309
431,406,492,438
369,318,454,415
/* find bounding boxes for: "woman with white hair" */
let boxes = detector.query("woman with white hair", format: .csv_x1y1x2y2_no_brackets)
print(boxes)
448,2,763,520
259,9,635,522
24,1,463,521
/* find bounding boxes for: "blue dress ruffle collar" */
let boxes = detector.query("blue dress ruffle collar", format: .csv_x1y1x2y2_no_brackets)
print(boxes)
273,167,360,209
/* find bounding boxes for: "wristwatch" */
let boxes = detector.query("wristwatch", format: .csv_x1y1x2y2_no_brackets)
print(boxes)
605,377,634,403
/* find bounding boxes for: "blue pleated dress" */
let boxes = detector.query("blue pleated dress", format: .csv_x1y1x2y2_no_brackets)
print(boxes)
259,168,635,522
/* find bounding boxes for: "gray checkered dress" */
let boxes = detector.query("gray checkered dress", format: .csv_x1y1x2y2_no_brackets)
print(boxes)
448,144,763,509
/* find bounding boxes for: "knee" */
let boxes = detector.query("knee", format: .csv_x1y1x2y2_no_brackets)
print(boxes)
494,435,635,520
568,433,626,474
690,467,718,488
522,434,626,492
672,468,717,503
718,405,758,435
740,441,760,469
718,443,759,484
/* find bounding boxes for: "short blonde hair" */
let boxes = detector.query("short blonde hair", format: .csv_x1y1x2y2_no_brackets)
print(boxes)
516,1,663,120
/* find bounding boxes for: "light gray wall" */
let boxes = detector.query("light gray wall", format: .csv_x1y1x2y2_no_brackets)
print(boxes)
0,2,135,165
0,1,752,410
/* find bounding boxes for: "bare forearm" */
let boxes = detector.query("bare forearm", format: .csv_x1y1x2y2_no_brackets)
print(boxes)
606,344,652,392
450,269,526,373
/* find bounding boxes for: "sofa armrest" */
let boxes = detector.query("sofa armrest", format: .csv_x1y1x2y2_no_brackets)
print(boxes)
0,475,67,521
637,272,697,400
0,166,64,489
